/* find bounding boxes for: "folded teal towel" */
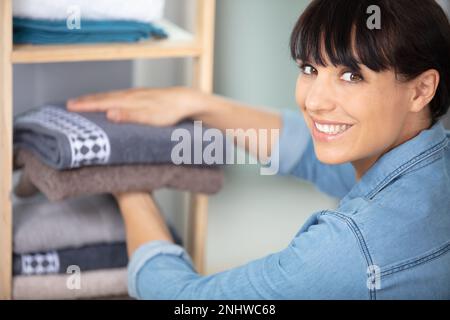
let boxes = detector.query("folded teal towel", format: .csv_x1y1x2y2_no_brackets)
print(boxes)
13,17,168,44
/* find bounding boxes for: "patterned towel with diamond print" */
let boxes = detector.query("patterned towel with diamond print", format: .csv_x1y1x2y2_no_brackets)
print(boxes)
13,242,128,276
13,232,183,276
14,105,225,170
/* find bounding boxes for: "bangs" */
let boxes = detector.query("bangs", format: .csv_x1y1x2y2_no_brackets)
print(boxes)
290,0,395,72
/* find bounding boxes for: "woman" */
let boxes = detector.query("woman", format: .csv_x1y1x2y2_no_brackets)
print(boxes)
67,0,450,299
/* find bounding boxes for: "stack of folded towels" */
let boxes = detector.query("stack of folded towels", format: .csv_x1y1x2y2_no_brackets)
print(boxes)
13,105,225,200
12,104,226,299
12,0,168,44
12,189,183,300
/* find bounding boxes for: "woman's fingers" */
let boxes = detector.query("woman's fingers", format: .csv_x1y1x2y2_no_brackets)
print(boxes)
67,97,121,112
66,87,194,126
107,108,145,123
67,90,133,112
106,107,179,126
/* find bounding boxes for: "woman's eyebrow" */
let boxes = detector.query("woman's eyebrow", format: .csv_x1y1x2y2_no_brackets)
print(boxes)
337,63,363,72
296,59,315,66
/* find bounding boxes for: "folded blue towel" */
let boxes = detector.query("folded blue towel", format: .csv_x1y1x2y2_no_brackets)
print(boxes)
13,17,167,44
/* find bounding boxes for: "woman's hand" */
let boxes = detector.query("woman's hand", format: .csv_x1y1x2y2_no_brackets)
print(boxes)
67,86,209,127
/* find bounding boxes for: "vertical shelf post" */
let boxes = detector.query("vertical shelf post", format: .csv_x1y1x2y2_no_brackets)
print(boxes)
187,0,216,275
1,0,215,297
0,0,13,300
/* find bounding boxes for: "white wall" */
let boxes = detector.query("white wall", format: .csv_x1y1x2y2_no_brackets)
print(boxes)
437,0,450,16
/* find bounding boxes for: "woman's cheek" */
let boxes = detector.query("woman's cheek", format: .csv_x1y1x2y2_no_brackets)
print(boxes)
295,78,308,111
354,103,397,157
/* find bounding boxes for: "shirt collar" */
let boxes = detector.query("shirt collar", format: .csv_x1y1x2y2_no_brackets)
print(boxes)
341,121,449,203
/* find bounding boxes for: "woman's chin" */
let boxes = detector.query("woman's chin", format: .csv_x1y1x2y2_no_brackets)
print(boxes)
314,147,353,165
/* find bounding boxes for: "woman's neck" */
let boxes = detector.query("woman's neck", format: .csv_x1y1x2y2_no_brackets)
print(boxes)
352,114,433,181
352,155,381,181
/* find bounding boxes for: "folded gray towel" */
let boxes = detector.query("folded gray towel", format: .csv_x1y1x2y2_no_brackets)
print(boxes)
12,170,185,254
15,148,224,201
14,104,226,169
13,192,126,254
13,268,128,300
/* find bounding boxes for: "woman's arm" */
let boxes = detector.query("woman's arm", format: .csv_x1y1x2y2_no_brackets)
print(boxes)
67,87,282,161
123,204,368,300
114,192,173,256
114,192,368,300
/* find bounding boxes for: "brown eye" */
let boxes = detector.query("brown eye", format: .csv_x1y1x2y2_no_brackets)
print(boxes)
351,73,363,82
300,64,317,76
341,71,364,82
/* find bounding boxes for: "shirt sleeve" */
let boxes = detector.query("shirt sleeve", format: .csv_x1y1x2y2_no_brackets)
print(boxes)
127,212,370,300
271,109,356,199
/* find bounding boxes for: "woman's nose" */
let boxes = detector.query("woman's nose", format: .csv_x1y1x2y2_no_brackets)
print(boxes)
303,78,337,113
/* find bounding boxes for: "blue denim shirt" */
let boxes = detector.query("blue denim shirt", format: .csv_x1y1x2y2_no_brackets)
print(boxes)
128,110,450,300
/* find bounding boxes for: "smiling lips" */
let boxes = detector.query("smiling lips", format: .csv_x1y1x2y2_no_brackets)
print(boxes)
314,122,352,135
311,119,354,142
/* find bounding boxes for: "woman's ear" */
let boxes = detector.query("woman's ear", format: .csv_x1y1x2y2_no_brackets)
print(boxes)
410,69,440,113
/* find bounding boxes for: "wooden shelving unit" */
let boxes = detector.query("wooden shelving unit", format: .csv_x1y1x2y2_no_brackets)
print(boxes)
0,0,216,299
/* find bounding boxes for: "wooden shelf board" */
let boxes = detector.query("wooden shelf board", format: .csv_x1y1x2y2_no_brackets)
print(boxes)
12,19,202,64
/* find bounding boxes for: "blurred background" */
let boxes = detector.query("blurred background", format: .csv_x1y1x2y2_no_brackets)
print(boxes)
13,0,450,275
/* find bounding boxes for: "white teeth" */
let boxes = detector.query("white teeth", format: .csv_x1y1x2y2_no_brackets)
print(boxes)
314,122,351,134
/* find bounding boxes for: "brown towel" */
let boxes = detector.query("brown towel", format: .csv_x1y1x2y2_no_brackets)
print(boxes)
14,170,39,197
15,149,224,201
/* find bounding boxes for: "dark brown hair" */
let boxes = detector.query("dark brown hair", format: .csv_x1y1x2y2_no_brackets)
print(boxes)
290,0,450,124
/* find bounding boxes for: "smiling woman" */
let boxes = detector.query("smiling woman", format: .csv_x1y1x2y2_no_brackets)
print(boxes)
67,0,450,300
290,0,450,178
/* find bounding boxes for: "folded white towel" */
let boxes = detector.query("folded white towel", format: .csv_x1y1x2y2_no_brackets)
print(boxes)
13,268,128,299
13,0,166,23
